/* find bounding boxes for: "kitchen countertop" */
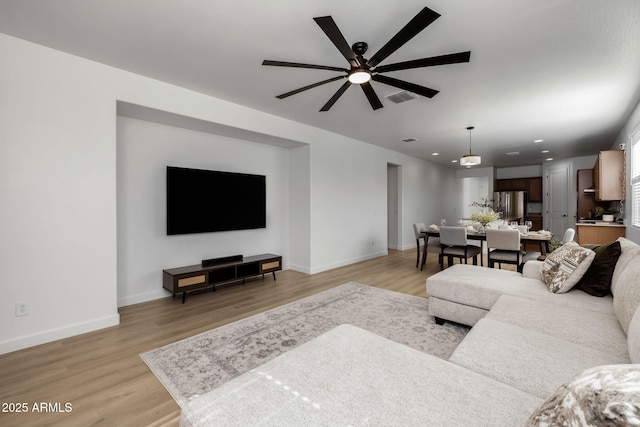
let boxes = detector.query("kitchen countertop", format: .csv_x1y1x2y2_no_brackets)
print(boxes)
577,221,626,227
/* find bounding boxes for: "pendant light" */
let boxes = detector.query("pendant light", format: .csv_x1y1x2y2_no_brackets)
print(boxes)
460,126,481,166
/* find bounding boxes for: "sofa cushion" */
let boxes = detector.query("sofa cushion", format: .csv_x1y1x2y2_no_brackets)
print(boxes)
628,307,640,364
575,241,622,297
611,237,640,295
448,318,630,399
427,264,614,315
486,295,628,357
525,364,640,427
540,242,595,293
180,324,543,427
612,254,640,335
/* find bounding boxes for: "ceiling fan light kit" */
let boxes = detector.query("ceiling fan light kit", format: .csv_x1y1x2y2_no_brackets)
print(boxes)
348,70,372,84
460,126,481,166
262,6,470,111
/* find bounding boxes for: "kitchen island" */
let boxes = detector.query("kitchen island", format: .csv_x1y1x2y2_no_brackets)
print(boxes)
576,221,626,245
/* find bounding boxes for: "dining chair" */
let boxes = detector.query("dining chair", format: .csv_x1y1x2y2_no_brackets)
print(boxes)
521,227,575,266
420,232,442,271
486,228,526,271
439,226,482,270
413,223,426,268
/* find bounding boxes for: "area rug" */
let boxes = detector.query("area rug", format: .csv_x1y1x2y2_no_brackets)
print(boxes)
140,282,468,406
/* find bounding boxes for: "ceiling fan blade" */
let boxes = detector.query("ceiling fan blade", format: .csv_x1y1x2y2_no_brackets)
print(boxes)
372,74,439,98
276,76,346,99
320,81,351,111
361,82,383,110
313,16,360,68
366,7,441,68
373,51,471,73
262,60,348,73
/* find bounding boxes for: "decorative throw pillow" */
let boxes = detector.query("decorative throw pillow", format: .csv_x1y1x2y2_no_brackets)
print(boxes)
526,364,640,427
575,241,622,297
540,241,595,293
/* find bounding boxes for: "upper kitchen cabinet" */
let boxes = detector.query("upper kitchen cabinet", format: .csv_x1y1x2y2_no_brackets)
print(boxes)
495,177,542,202
594,150,624,201
526,177,543,202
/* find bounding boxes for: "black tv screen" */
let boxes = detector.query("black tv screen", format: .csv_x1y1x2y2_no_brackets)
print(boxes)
166,166,266,235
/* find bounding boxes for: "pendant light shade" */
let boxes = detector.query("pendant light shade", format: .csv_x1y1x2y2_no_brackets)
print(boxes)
460,126,481,166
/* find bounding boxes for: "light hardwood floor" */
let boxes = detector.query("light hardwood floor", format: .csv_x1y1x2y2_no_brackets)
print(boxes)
0,248,471,426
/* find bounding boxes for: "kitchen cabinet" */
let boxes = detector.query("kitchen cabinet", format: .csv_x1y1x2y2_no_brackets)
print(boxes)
576,224,626,245
495,178,526,191
594,150,624,201
526,212,543,231
495,177,542,202
526,177,543,202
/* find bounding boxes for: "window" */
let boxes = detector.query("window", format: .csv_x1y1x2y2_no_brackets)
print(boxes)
632,128,640,228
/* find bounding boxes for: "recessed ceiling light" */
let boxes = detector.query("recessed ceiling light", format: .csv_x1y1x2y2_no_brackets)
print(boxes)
546,158,554,161
451,159,458,163
505,151,520,156
534,139,544,143
432,152,439,156
541,150,550,153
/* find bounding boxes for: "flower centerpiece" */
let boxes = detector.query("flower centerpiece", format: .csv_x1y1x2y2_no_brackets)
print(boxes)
469,197,500,229
470,210,501,227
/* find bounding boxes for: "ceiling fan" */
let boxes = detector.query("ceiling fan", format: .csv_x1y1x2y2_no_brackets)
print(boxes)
262,7,471,111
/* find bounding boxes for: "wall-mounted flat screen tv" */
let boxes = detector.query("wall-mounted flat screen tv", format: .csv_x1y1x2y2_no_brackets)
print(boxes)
166,166,266,235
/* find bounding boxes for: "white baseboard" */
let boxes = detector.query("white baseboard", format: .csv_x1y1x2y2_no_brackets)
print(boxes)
308,250,388,275
118,289,171,307
0,313,120,355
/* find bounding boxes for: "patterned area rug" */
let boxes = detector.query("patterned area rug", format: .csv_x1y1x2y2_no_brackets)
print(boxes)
140,282,468,406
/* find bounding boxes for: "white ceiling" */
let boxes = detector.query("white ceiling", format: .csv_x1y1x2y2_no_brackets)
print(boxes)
2,0,640,168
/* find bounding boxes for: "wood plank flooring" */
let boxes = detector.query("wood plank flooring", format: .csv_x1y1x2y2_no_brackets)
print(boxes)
0,249,478,426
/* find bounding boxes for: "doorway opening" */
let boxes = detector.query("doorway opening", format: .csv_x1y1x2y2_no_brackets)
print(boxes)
387,163,402,250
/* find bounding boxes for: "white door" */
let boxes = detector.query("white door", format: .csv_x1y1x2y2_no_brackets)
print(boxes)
546,164,570,238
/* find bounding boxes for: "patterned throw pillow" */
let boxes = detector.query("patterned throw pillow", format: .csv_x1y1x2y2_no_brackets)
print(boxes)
540,241,595,293
526,364,640,426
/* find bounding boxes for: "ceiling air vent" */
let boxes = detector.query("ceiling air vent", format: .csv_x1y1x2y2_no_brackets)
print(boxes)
385,91,418,104
505,151,520,156
401,137,418,143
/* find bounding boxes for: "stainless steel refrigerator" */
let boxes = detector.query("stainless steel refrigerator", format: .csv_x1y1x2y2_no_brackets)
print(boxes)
493,191,526,222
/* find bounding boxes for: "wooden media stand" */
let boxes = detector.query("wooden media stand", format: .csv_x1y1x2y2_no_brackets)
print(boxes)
163,253,282,303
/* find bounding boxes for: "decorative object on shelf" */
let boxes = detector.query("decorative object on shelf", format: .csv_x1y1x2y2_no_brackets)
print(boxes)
594,206,618,221
460,126,481,166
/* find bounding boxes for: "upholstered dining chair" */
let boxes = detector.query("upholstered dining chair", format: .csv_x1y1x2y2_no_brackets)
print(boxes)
413,223,441,269
420,231,442,271
439,226,482,270
521,227,575,266
413,223,426,268
486,228,526,271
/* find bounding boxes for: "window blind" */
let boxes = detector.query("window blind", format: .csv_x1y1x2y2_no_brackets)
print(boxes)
632,130,640,228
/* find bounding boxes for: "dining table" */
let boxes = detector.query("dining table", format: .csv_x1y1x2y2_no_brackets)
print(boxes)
420,227,553,270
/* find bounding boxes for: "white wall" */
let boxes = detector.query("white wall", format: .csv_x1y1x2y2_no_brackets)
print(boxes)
0,33,457,353
0,34,120,354
288,145,311,272
394,154,457,250
116,117,290,306
496,165,542,179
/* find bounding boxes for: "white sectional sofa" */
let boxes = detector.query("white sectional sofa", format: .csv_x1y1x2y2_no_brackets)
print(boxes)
426,236,640,423
179,238,640,426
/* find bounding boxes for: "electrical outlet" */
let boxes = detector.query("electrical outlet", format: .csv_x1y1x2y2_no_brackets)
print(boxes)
15,301,29,317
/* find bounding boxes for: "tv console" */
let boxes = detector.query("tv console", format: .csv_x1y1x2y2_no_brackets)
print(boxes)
163,253,282,303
